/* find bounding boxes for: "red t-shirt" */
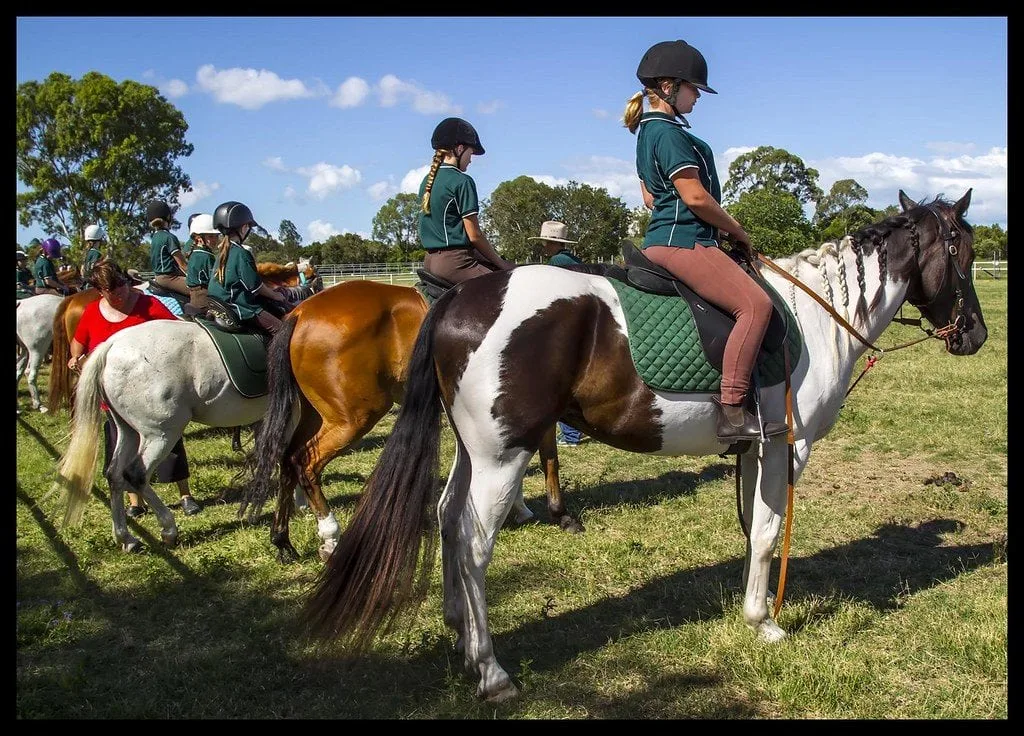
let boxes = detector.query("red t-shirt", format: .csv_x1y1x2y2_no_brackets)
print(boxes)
73,292,177,354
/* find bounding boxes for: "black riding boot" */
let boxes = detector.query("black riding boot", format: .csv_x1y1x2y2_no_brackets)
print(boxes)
711,396,788,442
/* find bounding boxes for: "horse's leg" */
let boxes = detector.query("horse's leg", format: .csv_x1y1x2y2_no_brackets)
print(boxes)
16,341,28,411
231,426,243,453
740,441,789,642
25,346,48,412
105,418,145,552
534,424,584,532
444,446,532,703
114,418,182,549
295,417,386,562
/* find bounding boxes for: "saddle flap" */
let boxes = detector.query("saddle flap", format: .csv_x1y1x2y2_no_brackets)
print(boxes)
193,317,268,398
415,269,452,305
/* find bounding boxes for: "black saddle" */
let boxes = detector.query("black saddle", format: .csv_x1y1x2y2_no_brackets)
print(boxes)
415,269,455,304
615,242,787,372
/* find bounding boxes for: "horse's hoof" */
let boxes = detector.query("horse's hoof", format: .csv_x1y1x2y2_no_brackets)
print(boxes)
122,540,144,553
317,542,337,563
479,676,519,704
757,620,787,643
37,405,48,414
558,515,585,534
161,531,179,547
511,506,535,525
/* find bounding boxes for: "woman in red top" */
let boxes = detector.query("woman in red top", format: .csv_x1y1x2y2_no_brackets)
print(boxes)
69,260,202,517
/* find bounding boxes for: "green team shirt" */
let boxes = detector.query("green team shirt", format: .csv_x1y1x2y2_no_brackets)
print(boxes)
33,255,57,285
207,242,263,320
636,112,722,249
418,165,479,251
186,247,216,288
548,248,583,267
17,266,33,291
82,247,104,279
149,229,184,276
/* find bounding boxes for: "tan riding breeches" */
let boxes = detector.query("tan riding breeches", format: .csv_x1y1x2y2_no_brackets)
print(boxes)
644,244,773,406
153,274,190,297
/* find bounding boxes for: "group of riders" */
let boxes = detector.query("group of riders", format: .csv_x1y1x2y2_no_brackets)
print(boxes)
19,38,789,445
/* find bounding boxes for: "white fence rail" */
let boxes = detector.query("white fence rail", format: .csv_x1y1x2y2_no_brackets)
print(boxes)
973,261,1008,280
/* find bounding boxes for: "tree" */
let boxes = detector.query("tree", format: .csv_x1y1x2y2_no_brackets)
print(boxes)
725,189,814,258
813,179,869,238
972,224,1008,261
480,176,557,261
371,193,420,262
17,71,193,251
550,181,631,262
628,206,651,245
723,145,823,207
818,204,879,244
279,219,302,250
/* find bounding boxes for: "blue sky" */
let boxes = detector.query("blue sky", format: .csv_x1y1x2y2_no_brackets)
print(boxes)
16,16,1008,248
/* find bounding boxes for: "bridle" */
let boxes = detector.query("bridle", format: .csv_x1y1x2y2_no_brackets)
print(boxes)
900,206,971,352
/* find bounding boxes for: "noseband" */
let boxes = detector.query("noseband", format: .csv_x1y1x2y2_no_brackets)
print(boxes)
903,206,971,350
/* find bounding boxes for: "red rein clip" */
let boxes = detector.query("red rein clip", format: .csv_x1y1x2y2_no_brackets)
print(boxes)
865,355,878,370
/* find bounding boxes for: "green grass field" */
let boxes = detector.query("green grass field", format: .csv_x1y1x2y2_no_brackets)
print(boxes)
16,280,1006,719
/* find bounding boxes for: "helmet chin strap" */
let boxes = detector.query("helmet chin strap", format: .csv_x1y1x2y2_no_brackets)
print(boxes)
649,80,691,128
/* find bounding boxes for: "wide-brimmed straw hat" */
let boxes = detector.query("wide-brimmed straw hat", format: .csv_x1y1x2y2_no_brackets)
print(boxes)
528,221,577,244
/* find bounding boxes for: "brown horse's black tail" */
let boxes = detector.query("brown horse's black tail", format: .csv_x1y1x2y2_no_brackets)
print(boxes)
47,296,74,413
304,287,456,650
247,315,300,513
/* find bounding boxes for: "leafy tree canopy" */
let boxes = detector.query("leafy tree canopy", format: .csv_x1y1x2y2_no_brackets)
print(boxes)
723,145,823,206
725,188,814,258
371,193,421,262
17,71,193,252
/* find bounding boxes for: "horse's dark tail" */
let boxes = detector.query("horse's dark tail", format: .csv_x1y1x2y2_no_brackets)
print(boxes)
247,315,301,514
48,296,74,413
304,287,455,650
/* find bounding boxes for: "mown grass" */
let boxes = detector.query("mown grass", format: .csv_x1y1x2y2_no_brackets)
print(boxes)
16,279,1006,719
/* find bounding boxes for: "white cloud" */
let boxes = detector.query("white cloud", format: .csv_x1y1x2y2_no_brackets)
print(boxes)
592,109,611,119
195,64,322,109
926,141,978,156
163,79,189,98
476,99,504,115
308,219,342,241
331,76,371,108
368,180,398,200
400,165,431,194
263,156,288,172
296,162,362,199
810,147,1007,225
283,185,298,202
378,74,460,115
178,180,221,208
526,156,642,206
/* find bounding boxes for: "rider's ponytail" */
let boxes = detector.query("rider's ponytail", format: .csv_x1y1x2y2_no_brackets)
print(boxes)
421,149,447,215
214,234,232,284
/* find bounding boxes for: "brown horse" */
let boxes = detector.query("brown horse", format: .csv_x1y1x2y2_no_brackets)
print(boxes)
244,279,578,564
257,259,321,289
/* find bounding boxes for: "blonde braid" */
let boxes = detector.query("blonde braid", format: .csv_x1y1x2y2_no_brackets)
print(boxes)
421,150,447,214
214,234,232,285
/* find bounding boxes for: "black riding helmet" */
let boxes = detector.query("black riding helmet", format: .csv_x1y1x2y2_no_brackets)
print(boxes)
636,40,717,94
431,117,485,155
213,201,265,243
145,200,172,223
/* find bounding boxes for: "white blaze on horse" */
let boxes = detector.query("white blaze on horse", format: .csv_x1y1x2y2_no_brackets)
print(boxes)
301,190,987,702
16,293,63,413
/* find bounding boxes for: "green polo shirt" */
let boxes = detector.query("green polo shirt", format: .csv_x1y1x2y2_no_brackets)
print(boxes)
208,242,263,320
82,246,104,279
180,237,193,258
149,229,184,276
17,266,33,291
636,112,722,249
548,248,583,267
186,246,216,288
418,165,479,251
33,255,57,285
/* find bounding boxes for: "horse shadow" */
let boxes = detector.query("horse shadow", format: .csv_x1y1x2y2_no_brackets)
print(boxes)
485,517,1001,688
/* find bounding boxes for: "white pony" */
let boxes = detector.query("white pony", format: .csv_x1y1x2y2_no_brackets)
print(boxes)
16,293,63,413
55,319,267,551
301,190,988,702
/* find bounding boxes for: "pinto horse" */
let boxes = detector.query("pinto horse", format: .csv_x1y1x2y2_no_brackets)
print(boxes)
244,279,576,564
303,190,988,702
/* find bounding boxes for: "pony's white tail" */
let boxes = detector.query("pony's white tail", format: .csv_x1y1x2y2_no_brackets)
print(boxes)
56,341,111,526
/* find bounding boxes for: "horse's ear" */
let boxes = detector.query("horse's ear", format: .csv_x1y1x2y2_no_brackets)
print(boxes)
898,190,918,213
953,188,973,220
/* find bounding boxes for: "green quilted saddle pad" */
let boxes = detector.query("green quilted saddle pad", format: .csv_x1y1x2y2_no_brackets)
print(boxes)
607,277,802,392
194,318,268,399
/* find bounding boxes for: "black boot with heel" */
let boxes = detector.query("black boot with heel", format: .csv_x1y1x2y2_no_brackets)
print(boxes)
711,396,788,442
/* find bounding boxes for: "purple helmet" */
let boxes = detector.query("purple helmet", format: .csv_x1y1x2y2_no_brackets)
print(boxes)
41,238,62,258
